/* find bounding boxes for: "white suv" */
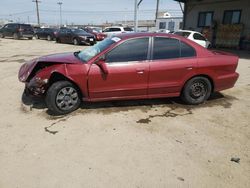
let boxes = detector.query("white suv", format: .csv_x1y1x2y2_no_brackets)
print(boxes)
102,26,133,37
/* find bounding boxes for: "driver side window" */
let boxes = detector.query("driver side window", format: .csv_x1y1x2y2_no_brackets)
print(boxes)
106,37,149,63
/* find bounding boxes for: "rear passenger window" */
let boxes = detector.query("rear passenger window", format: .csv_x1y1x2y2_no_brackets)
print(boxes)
153,37,180,60
180,42,196,57
111,28,121,32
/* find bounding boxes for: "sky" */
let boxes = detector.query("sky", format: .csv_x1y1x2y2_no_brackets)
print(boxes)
0,0,182,25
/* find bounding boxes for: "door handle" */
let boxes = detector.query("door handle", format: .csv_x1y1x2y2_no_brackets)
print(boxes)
137,70,144,74
136,69,145,74
186,67,193,70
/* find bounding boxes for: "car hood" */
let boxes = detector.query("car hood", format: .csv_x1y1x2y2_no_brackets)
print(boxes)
18,52,81,82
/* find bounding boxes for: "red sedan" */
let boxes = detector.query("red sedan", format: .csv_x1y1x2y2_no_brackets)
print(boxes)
18,33,239,115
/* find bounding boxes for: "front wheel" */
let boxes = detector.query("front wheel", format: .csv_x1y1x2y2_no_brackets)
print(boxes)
46,81,81,115
13,33,20,40
181,77,212,105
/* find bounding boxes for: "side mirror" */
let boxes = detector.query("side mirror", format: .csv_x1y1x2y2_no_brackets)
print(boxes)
95,56,109,74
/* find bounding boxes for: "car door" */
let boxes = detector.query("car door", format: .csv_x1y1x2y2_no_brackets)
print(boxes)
3,24,13,37
65,29,73,43
192,33,207,48
88,37,150,100
58,29,67,43
148,37,197,96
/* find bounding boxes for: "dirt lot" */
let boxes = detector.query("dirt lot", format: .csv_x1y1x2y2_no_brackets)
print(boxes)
0,38,250,188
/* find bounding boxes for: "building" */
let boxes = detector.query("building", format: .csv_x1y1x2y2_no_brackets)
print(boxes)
175,0,250,49
156,12,183,32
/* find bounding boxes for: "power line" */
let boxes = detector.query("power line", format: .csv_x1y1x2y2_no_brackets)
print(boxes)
32,0,41,25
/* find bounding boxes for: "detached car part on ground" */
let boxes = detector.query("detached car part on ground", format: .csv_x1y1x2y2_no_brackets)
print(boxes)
18,33,239,115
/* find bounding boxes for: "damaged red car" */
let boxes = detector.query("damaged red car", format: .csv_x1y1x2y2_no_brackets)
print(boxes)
18,33,239,115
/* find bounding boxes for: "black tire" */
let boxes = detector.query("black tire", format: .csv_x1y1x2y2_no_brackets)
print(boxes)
13,33,20,40
28,37,33,40
0,33,4,38
73,38,79,45
47,35,52,41
56,37,61,43
181,76,212,105
46,81,81,115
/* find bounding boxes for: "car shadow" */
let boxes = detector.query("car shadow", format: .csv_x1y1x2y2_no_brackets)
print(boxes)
21,91,227,116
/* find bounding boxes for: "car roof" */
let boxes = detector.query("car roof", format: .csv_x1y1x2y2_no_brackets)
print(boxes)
175,30,201,34
113,32,182,39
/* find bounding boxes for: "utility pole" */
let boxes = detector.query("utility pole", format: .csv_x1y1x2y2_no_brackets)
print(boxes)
155,0,160,23
32,0,41,26
134,0,143,32
57,2,63,27
134,0,138,32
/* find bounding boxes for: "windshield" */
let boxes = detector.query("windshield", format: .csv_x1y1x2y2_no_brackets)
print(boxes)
92,27,102,33
77,37,121,62
72,29,87,34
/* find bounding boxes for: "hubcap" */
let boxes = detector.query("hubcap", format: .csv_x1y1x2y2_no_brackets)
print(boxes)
56,87,78,111
190,81,207,99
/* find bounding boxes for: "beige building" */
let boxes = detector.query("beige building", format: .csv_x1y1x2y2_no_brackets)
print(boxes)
175,0,250,49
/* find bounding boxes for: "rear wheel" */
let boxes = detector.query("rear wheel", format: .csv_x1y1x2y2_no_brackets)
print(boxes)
47,35,52,41
28,37,33,40
0,33,4,38
13,33,20,40
73,38,79,45
46,81,81,115
181,76,212,105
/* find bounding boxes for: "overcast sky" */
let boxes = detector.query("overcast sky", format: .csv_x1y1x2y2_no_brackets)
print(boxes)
0,0,182,25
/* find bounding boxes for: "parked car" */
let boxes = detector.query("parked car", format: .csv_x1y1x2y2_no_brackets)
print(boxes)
18,33,239,115
102,26,133,37
35,28,58,41
0,23,34,39
155,29,171,33
174,30,211,48
82,27,107,41
56,28,96,45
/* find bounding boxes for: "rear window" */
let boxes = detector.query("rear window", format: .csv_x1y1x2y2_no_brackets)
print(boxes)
180,42,196,57
124,27,133,31
193,33,206,41
174,31,191,38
